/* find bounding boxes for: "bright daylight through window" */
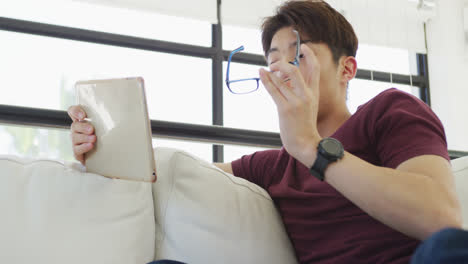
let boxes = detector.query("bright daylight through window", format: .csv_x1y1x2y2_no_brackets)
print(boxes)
1,0,420,163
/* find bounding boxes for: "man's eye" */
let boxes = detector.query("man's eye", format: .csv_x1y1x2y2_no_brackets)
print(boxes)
299,54,304,59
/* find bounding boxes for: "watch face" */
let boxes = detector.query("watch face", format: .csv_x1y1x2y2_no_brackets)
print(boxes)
321,138,343,157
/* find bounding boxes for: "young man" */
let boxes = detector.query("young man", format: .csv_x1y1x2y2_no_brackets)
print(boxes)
68,1,462,263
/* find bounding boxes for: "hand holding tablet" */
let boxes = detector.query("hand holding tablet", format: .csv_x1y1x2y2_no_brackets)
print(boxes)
74,77,156,182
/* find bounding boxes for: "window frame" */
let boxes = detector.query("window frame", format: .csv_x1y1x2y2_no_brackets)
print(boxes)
0,5,450,159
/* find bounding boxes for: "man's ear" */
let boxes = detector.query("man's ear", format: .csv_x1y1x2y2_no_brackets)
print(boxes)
340,56,357,85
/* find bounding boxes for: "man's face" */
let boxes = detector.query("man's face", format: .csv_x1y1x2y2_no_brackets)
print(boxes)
267,26,342,119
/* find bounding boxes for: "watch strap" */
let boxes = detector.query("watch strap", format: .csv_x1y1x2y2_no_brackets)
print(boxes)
309,152,329,181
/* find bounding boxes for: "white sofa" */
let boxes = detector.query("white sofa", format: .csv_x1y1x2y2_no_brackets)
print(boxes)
0,147,467,264
0,147,297,264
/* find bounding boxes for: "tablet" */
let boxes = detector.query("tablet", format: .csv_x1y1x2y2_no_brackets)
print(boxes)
75,77,156,182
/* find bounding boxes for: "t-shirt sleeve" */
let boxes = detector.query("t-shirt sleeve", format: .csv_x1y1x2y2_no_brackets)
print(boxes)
230,149,281,188
371,89,449,169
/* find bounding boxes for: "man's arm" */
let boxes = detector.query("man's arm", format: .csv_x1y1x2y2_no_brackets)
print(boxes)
259,44,462,241
214,163,234,175
301,149,463,241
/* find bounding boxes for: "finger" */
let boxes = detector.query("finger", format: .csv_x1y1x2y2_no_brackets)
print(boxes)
269,60,300,80
259,68,287,106
74,143,94,159
72,133,96,146
267,70,299,101
71,121,95,135
74,154,85,165
269,60,306,97
68,105,86,122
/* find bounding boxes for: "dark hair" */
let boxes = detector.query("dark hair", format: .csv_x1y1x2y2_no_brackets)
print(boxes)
261,0,358,65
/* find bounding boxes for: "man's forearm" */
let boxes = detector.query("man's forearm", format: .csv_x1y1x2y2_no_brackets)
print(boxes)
318,152,462,240
213,162,234,175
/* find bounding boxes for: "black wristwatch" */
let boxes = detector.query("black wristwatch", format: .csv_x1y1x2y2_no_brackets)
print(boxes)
309,137,344,181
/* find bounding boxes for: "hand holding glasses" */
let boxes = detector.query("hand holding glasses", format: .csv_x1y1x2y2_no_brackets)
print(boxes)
225,30,301,94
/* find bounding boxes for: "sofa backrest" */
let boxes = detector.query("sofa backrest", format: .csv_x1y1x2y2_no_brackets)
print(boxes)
152,147,299,264
451,156,468,228
0,155,155,264
2,150,466,264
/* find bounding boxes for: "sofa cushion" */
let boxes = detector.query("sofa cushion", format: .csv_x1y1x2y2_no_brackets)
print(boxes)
152,147,298,264
0,155,155,264
451,156,468,229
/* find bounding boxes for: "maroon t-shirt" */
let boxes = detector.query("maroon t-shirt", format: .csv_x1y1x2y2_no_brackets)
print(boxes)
231,88,450,264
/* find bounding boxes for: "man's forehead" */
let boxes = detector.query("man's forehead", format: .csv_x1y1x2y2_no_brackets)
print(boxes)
267,29,300,57
267,41,299,57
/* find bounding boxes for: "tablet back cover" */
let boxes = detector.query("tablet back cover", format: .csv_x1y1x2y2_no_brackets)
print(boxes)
75,77,155,182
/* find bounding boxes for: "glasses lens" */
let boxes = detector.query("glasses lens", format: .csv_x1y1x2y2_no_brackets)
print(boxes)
228,80,259,94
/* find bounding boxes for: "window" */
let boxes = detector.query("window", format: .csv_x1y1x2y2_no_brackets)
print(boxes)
152,138,212,163
223,62,279,133
356,43,415,75
0,30,212,126
223,144,272,163
347,80,419,114
349,43,419,113
0,5,428,163
1,0,211,46
0,124,213,164
223,25,264,55
0,124,74,162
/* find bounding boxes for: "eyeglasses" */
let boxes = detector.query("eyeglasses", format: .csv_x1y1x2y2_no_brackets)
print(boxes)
225,30,301,94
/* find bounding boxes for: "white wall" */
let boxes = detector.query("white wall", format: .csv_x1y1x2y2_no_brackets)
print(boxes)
427,0,468,151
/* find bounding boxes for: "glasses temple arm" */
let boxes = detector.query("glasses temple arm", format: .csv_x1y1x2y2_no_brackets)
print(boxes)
226,46,245,84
